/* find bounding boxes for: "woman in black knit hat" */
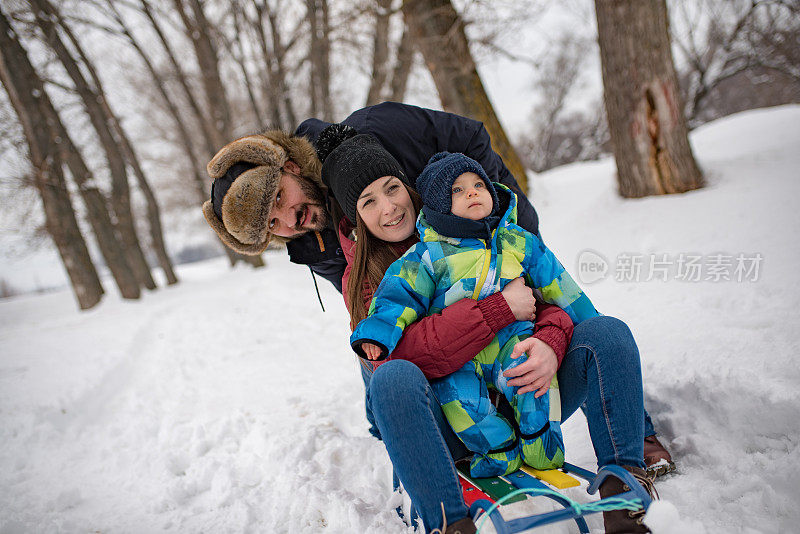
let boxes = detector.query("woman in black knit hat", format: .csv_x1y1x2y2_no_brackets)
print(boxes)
318,126,573,533
318,126,658,534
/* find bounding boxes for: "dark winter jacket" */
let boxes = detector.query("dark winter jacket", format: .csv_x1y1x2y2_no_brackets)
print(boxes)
287,101,541,292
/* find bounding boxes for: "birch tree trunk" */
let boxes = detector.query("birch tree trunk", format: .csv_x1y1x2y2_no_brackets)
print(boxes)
595,0,704,197
401,0,529,192
0,9,103,309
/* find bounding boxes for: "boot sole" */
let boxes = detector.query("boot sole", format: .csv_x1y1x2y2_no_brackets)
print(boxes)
646,459,676,479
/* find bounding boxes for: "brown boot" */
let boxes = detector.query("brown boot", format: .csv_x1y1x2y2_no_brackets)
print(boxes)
598,465,658,534
442,517,477,534
430,505,477,534
644,435,676,478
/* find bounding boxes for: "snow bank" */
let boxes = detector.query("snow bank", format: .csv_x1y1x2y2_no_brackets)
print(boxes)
2,105,799,533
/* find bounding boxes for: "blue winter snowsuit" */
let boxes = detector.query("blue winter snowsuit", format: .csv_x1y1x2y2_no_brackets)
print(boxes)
351,186,599,477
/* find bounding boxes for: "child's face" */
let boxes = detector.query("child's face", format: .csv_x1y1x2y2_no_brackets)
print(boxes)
451,172,493,220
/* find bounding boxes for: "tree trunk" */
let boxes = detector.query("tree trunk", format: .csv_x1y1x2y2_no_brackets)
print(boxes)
56,132,142,300
54,6,178,285
366,0,392,106
595,0,704,197
251,0,285,128
230,2,267,128
389,21,414,102
108,1,207,201
318,0,333,121
0,9,103,309
4,7,138,300
139,0,218,158
31,0,157,290
111,0,248,267
264,3,297,127
174,0,264,267
307,0,333,121
401,0,528,192
175,0,232,147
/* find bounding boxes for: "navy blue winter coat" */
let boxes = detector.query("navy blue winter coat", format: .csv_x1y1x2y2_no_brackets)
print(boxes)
287,101,540,293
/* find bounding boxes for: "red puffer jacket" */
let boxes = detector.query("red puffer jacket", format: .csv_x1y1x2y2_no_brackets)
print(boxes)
339,219,574,379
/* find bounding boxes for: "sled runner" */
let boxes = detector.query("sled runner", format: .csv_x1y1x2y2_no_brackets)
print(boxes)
457,463,654,533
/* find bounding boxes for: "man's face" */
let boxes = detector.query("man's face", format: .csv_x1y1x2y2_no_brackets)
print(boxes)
267,163,328,239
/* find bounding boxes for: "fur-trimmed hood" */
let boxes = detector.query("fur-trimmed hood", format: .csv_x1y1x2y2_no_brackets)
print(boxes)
201,130,324,255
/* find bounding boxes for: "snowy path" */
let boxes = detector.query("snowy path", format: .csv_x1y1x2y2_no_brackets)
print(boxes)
2,106,799,533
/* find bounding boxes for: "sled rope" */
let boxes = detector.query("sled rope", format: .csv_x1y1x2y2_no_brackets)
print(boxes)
474,487,644,533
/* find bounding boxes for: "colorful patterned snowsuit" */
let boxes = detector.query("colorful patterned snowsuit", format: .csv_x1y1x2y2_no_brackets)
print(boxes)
351,186,599,477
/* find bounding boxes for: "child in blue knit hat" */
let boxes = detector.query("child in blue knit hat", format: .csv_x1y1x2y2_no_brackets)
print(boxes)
352,152,599,477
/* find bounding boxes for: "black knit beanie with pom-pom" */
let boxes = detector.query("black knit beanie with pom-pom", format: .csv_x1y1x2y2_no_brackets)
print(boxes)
317,124,408,224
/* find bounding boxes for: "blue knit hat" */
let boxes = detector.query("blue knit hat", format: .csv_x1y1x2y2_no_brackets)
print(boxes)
415,152,499,215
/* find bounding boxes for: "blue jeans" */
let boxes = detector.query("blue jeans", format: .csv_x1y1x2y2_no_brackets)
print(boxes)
557,316,648,469
363,315,653,532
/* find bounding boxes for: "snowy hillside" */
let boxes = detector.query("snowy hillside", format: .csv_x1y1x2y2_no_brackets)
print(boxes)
1,105,799,533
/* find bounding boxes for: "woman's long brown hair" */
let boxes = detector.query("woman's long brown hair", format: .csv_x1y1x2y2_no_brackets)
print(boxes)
346,185,422,330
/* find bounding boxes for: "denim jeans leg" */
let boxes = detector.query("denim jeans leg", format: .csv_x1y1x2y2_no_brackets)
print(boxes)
644,409,656,437
367,360,470,532
557,316,646,469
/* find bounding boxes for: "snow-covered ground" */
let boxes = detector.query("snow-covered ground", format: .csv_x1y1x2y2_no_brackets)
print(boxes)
2,106,799,533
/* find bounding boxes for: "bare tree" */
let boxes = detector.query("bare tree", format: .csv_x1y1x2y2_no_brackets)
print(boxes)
595,0,704,197
247,0,299,129
307,0,333,121
672,0,800,126
173,0,233,148
389,21,414,102
30,0,158,289
366,0,392,105
401,0,529,191
138,0,218,158
2,5,141,300
0,7,103,309
104,1,206,202
44,1,178,285
525,34,592,172
221,0,267,127
172,0,264,267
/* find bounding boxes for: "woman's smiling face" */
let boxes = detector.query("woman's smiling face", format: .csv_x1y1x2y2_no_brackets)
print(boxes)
356,176,416,242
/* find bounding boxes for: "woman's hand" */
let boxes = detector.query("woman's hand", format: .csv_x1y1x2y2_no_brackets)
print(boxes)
503,337,557,397
362,342,382,360
501,277,537,322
